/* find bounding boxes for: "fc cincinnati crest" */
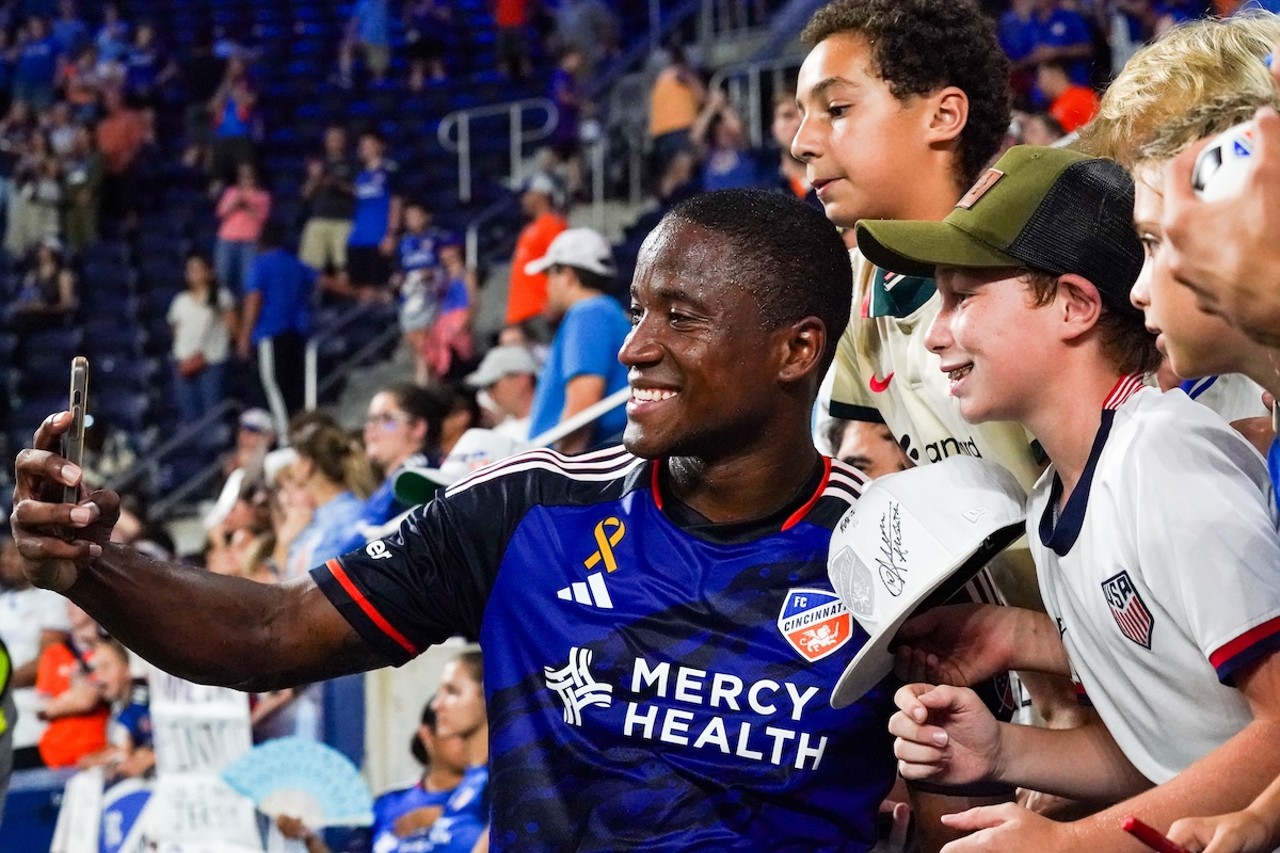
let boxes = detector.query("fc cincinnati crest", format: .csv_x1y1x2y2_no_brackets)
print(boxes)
778,588,853,663
1102,571,1154,650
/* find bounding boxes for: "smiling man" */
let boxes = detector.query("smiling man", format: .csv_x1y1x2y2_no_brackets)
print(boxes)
13,190,927,851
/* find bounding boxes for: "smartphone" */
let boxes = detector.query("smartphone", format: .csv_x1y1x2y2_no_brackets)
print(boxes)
62,356,89,504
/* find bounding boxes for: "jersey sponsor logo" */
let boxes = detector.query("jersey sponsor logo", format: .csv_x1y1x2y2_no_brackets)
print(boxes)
1102,570,1154,650
898,432,984,464
542,649,831,769
545,646,614,725
365,540,393,560
869,372,894,393
777,589,853,662
625,657,828,769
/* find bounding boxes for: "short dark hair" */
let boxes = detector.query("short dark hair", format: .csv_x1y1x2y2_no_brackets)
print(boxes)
1023,269,1160,376
666,189,852,377
455,650,483,685
825,418,853,456
802,0,1011,188
570,267,613,293
384,382,449,451
410,700,438,765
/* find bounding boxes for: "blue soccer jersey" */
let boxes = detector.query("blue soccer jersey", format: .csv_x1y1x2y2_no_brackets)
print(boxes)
366,765,489,853
314,447,895,852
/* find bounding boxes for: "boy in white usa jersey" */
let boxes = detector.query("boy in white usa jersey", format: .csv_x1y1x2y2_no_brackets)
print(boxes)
864,145,1280,853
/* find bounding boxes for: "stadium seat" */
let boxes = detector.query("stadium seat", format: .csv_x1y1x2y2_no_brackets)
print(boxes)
95,390,151,434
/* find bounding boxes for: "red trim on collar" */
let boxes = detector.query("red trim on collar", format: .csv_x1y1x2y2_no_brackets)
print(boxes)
781,455,832,531
650,456,831,530
1103,374,1144,411
650,460,663,511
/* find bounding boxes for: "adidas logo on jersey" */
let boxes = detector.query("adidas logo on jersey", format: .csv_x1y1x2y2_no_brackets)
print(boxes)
557,516,626,608
557,572,614,609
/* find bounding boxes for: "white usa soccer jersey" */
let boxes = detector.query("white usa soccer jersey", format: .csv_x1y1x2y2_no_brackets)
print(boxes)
1032,376,1280,783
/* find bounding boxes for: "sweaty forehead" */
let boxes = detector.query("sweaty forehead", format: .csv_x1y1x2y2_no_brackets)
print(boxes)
633,218,746,300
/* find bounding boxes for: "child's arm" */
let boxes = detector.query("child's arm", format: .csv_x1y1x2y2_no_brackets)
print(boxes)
39,677,101,719
1166,765,1280,853
115,742,155,778
893,603,1072,687
891,682,1151,802
919,653,1280,852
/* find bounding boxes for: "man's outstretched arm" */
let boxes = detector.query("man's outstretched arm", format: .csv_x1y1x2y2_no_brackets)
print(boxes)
12,412,386,691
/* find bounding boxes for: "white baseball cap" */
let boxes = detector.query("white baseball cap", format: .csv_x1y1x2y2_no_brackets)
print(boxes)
464,345,540,389
828,456,1027,709
523,227,616,278
263,447,298,486
393,428,529,505
203,468,246,531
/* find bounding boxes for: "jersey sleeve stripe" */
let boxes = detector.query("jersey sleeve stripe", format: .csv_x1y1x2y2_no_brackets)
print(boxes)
325,558,420,656
1210,614,1280,684
445,447,642,497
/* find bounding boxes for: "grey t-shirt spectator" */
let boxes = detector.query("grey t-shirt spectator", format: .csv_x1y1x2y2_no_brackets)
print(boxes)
310,155,357,220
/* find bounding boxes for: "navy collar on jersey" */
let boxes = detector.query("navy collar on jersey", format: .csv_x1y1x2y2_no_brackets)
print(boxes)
1039,374,1144,556
867,267,936,319
1179,374,1219,401
648,455,831,545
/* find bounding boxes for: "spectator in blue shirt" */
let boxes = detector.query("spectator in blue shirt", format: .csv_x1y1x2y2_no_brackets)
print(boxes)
94,2,129,65
525,227,630,452
339,0,392,88
1000,0,1039,107
13,16,60,109
123,22,174,107
239,221,315,435
347,130,401,298
51,0,88,56
1028,0,1094,88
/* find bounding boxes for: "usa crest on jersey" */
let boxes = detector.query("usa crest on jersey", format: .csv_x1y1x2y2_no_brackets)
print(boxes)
1102,570,1154,650
778,588,853,662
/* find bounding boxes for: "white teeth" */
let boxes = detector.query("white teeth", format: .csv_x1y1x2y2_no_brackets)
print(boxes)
632,388,677,402
948,366,973,381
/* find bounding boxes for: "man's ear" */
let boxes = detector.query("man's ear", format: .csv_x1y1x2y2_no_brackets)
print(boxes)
1056,273,1105,341
777,317,826,383
924,86,969,146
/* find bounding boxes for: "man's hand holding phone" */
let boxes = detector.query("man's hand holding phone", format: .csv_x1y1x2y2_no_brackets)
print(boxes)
10,357,121,593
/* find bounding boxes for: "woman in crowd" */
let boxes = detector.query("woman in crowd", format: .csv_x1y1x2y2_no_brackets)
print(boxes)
213,160,270,295
277,650,490,853
344,382,445,550
8,236,76,329
425,238,477,383
166,251,237,428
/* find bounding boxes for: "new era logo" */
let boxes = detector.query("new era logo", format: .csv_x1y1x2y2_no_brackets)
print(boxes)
557,571,613,609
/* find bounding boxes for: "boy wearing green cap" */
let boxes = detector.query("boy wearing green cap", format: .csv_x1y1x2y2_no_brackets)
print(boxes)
875,145,1280,852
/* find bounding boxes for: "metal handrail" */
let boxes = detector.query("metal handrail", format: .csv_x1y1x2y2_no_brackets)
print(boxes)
708,56,805,149
106,398,238,496
304,300,399,410
437,98,558,203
